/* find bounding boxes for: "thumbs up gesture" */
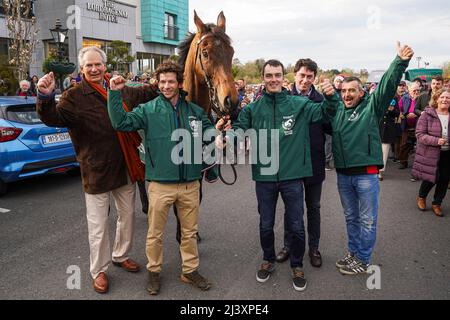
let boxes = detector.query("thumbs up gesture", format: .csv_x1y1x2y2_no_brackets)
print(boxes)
396,41,414,61
319,76,335,97
37,72,56,95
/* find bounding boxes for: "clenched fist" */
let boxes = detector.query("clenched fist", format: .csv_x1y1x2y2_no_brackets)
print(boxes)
37,72,56,95
110,76,126,91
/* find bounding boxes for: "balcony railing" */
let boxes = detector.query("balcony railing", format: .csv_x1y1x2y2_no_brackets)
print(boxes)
164,24,179,41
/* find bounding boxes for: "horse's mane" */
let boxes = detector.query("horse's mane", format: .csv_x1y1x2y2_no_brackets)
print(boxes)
178,23,231,71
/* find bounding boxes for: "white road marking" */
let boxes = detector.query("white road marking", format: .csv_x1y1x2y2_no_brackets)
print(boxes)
0,208,11,213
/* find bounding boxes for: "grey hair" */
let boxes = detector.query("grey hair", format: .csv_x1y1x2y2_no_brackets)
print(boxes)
78,46,107,67
19,80,30,87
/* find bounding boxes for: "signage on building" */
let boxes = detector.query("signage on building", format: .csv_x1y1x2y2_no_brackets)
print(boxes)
87,0,129,23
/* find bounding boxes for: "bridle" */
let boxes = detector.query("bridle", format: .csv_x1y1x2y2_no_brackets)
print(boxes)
194,34,225,119
194,33,237,186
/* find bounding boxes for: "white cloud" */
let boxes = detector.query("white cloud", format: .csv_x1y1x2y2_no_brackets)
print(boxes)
188,0,450,71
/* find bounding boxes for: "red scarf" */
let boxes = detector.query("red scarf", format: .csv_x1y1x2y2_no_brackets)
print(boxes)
84,74,144,183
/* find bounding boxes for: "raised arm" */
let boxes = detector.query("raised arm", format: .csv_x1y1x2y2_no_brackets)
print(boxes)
108,76,148,132
306,78,340,123
36,72,78,127
371,42,414,119
121,77,159,110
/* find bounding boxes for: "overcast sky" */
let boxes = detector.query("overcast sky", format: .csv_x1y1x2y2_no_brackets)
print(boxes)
188,0,450,72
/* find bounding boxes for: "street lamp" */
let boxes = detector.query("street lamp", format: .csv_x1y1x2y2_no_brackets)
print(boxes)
416,56,422,69
50,19,68,63
48,19,75,92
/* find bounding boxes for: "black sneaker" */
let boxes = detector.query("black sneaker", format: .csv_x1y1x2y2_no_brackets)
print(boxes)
181,270,211,291
335,252,354,269
292,267,307,291
339,257,369,275
147,271,160,295
256,261,276,283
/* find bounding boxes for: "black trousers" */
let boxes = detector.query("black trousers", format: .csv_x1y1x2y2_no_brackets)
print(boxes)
283,181,322,251
419,150,450,205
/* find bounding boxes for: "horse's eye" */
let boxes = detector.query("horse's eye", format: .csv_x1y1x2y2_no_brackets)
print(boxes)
202,50,209,59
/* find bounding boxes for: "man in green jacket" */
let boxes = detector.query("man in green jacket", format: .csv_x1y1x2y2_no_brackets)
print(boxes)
108,60,221,295
332,42,414,275
219,59,339,291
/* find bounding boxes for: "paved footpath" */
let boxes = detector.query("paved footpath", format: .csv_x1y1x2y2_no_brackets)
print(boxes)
0,161,448,301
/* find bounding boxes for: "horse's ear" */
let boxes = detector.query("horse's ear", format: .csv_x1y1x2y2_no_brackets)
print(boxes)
194,10,207,34
217,11,226,32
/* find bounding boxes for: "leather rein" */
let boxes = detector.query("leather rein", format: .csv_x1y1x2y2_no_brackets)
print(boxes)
194,33,237,186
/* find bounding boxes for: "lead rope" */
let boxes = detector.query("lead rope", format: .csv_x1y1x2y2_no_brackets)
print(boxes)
195,34,236,185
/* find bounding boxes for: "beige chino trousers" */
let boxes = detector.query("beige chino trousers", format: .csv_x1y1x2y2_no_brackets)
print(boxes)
85,179,136,279
146,180,200,274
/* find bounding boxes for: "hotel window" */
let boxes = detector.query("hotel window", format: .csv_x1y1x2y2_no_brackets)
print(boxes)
137,52,169,73
164,13,178,41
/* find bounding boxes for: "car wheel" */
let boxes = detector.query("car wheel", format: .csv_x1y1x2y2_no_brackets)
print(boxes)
0,179,7,196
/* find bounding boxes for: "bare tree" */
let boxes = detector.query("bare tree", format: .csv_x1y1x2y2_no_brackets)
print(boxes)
3,0,39,81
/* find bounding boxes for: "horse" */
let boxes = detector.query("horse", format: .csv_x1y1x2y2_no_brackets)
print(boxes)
172,11,239,243
178,10,239,118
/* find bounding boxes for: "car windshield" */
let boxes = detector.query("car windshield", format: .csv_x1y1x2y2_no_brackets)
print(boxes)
5,105,42,125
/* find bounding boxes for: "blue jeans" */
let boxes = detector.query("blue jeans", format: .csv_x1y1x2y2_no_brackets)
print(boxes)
337,173,379,265
256,180,305,268
284,181,322,251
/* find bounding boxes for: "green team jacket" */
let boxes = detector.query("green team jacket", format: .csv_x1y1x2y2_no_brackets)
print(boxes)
330,56,410,169
231,89,340,182
108,89,216,183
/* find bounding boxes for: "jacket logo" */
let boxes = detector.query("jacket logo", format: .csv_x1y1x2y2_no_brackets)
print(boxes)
282,116,295,135
348,111,360,122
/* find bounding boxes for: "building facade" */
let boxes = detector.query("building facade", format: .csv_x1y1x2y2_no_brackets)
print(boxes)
0,0,188,78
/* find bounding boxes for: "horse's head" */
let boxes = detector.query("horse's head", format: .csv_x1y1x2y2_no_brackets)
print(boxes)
180,11,239,117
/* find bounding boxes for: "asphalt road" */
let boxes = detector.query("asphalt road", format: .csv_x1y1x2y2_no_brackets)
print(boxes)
0,161,449,301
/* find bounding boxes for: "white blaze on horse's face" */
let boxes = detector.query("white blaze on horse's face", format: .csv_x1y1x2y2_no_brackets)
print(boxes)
158,72,183,104
263,65,284,94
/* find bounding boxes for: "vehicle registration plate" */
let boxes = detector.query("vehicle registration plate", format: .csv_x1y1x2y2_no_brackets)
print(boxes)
42,132,71,145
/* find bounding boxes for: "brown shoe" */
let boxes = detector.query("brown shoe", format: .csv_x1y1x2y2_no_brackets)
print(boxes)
147,271,160,295
113,259,140,272
93,272,108,294
181,270,211,291
275,247,290,263
417,196,426,211
432,205,443,217
309,249,322,268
